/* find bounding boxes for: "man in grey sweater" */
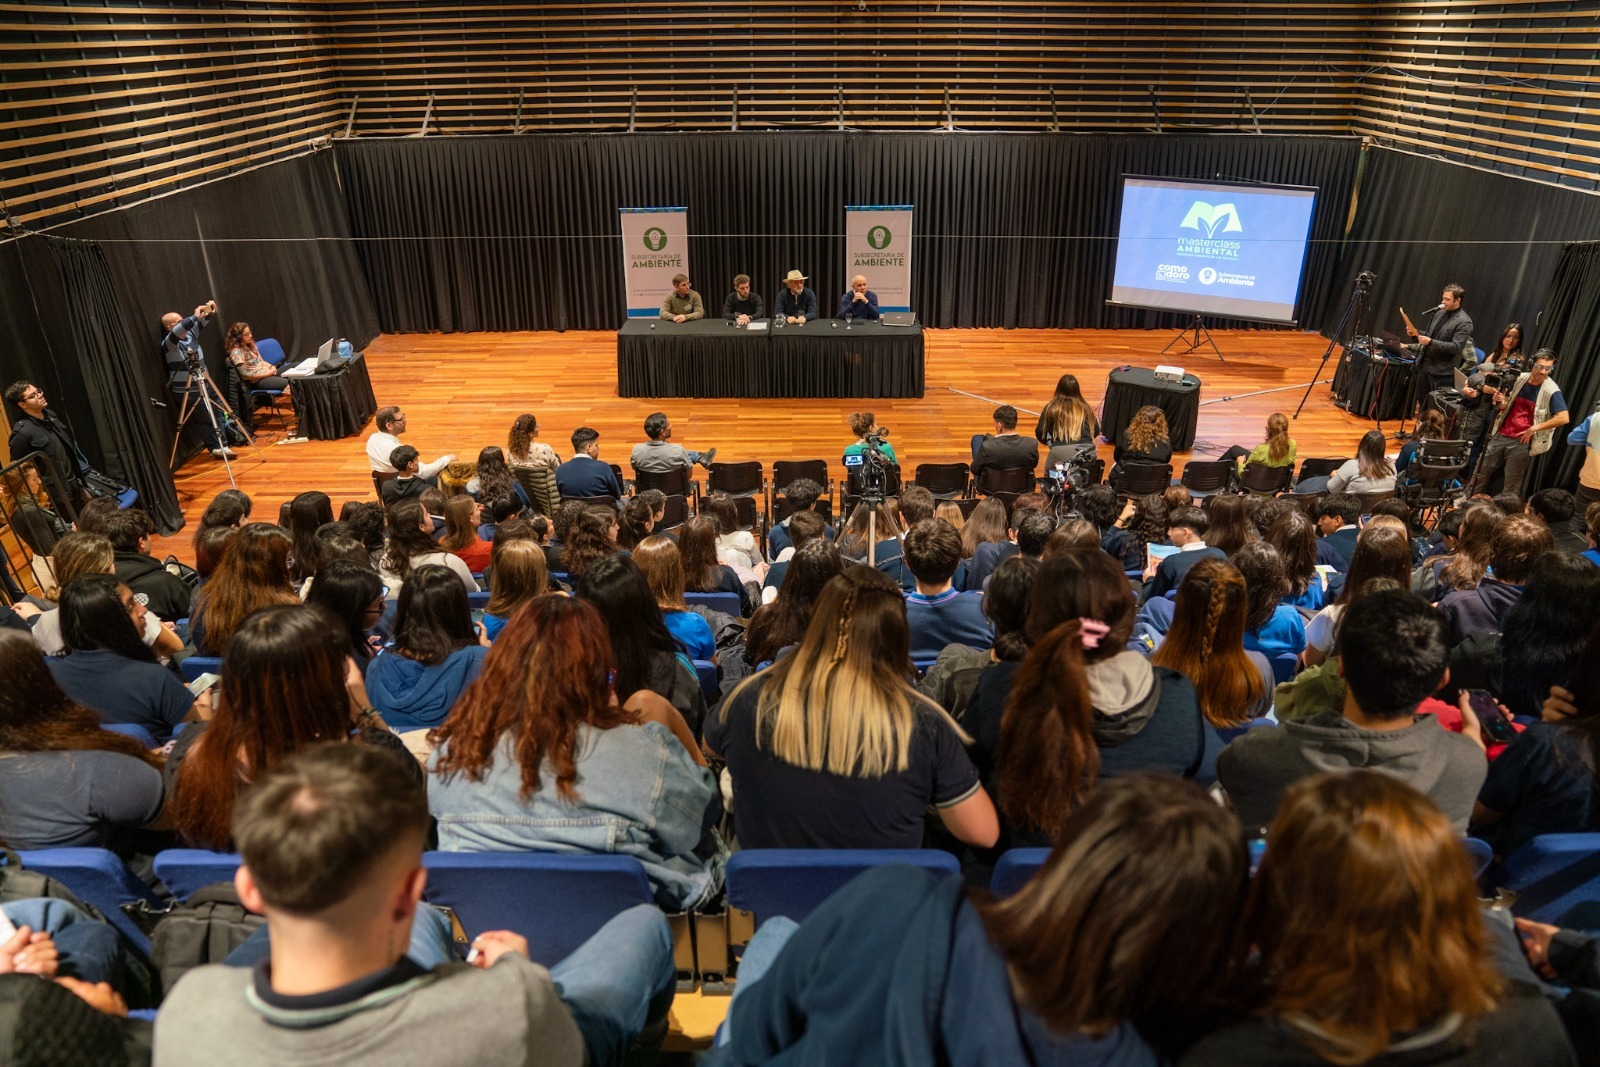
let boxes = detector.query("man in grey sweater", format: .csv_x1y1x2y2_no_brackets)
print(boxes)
155,744,674,1067
1218,589,1486,835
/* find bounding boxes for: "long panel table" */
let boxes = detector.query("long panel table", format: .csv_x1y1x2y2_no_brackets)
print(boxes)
616,318,925,399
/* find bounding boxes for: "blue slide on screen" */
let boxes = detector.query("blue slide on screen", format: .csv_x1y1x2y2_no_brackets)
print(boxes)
1108,176,1317,325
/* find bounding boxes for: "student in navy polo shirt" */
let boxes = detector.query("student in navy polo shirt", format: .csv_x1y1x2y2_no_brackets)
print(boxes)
903,519,993,661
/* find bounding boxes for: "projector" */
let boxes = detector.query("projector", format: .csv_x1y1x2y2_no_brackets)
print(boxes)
1154,365,1186,383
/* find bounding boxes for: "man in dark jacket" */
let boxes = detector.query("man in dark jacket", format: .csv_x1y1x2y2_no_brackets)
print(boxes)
101,508,193,622
1405,282,1474,407
5,381,88,508
969,405,1040,481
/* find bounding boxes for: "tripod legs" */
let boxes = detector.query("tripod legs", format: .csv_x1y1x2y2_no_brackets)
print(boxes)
1160,315,1225,362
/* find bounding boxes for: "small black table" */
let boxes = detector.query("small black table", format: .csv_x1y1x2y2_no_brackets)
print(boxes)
616,318,925,398
1100,366,1202,452
290,354,377,440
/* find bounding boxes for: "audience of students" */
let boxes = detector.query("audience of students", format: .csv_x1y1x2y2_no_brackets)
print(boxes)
18,407,1600,1066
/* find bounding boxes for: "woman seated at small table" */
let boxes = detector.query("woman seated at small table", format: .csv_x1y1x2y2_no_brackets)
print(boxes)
224,323,290,393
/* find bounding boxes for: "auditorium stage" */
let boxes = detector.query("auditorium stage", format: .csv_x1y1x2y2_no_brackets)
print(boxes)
152,326,1380,553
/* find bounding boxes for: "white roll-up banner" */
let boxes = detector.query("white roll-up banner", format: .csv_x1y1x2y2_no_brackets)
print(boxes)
619,207,689,318
845,205,913,312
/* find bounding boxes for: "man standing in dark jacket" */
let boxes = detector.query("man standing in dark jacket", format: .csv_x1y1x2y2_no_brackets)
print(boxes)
1405,282,1474,409
5,381,88,508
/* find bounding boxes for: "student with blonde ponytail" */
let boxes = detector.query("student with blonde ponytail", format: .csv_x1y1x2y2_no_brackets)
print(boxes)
707,566,998,851
962,548,1219,844
1224,411,1298,474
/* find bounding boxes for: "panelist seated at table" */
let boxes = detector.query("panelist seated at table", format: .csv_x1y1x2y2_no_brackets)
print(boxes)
556,426,624,499
723,273,764,325
838,275,880,320
659,274,705,323
774,269,819,325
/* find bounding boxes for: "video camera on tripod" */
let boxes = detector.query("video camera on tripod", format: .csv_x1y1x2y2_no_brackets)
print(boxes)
1041,437,1095,519
842,426,893,502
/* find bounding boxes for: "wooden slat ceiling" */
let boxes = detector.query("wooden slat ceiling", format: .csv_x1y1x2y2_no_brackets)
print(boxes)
1,0,1595,230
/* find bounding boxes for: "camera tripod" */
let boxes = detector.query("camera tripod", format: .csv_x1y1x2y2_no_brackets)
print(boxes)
168,353,249,487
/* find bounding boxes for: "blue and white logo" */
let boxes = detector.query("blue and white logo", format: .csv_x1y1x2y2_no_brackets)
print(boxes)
1198,267,1218,285
1180,202,1243,239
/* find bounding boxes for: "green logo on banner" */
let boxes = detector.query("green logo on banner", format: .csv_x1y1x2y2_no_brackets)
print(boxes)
867,225,892,249
643,227,668,251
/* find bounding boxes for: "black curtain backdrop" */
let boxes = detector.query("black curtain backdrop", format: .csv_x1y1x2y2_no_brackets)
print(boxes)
45,238,184,530
1528,241,1600,495
334,133,1362,333
0,151,377,527
1316,147,1600,349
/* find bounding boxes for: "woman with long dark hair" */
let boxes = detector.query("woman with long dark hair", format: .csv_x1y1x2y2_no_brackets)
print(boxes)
223,322,290,393
679,515,752,616
1072,484,1137,570
577,555,708,733
615,495,656,551
715,775,1246,1065
1301,525,1414,668
167,604,410,850
471,445,529,509
284,490,334,584
1120,493,1171,572
366,564,489,733
48,575,195,742
709,566,996,851
1233,542,1306,660
428,595,719,909
1265,509,1323,610
1152,559,1271,733
1187,772,1570,1066
379,499,477,594
1436,502,1504,598
1203,494,1255,556
964,548,1216,845
1468,594,1600,854
192,525,237,586
190,523,300,654
304,558,387,674
1319,429,1397,495
0,630,164,850
33,531,180,659
700,492,764,582
744,540,844,668
1396,408,1449,477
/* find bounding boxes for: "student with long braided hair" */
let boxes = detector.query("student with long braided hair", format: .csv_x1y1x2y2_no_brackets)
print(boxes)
963,548,1217,845
1151,559,1272,735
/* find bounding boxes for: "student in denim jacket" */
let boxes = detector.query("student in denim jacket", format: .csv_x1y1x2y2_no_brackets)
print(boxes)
428,595,721,910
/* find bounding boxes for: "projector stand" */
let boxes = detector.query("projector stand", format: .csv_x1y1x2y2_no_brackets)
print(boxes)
1160,315,1224,363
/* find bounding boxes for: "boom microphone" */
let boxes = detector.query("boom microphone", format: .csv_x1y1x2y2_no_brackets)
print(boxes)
1419,303,1444,316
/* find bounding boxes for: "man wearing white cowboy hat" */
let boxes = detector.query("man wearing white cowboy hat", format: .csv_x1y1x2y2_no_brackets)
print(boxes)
774,269,819,325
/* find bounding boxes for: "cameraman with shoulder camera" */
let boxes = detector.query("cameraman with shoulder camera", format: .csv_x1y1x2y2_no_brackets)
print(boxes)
160,300,237,459
1470,349,1569,498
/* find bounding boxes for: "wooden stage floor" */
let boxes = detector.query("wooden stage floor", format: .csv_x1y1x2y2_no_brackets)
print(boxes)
153,327,1378,556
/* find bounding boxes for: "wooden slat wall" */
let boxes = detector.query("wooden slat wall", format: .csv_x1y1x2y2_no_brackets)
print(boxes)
3,1,1596,232
0,1,343,228
1354,0,1600,187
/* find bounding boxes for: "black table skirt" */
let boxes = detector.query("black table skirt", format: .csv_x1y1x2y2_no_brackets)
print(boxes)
617,318,924,398
290,355,377,440
1100,366,1201,452
1335,345,1415,422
